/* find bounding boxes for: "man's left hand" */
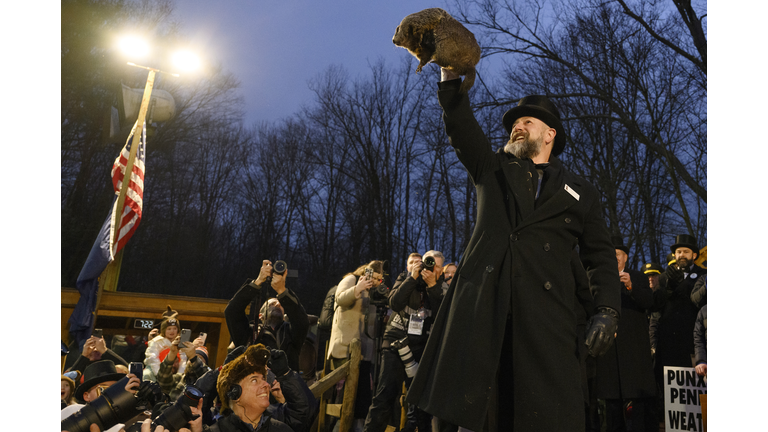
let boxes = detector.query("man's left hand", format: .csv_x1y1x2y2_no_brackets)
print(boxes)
585,307,619,357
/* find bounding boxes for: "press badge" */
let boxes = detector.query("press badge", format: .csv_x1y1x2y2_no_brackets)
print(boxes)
408,314,424,335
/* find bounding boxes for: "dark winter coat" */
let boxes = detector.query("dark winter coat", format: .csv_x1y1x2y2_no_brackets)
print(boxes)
225,281,310,373
694,305,707,365
651,265,706,369
266,370,318,432
594,268,656,399
406,79,621,432
207,412,292,432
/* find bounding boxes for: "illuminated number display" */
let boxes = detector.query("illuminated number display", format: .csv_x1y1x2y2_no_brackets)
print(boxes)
134,318,155,329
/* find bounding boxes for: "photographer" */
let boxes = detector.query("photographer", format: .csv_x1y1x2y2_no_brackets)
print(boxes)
327,260,386,431
362,251,446,432
224,260,310,373
61,360,140,432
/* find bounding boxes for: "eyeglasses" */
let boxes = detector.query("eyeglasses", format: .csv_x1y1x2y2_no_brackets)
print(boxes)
96,385,111,396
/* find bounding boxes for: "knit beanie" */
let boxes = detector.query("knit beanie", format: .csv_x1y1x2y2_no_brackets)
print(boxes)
216,344,270,413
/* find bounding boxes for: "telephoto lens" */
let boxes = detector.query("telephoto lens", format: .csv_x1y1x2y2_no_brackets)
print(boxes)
392,337,419,378
422,256,436,271
149,385,204,431
61,376,144,432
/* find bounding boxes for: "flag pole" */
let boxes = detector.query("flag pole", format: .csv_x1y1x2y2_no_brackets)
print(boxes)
98,66,157,302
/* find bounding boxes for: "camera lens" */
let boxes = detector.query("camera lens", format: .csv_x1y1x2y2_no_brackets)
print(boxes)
273,260,287,275
423,256,436,271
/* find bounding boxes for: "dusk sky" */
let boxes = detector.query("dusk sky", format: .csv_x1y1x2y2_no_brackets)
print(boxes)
171,1,460,126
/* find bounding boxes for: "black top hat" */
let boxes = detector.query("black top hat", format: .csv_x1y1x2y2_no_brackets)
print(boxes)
611,235,629,255
75,360,125,401
670,234,698,254
643,262,663,275
502,95,566,156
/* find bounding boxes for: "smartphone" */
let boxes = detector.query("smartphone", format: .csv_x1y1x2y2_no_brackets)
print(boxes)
92,329,103,338
179,328,192,344
364,268,373,278
266,369,276,386
129,362,143,378
199,332,208,344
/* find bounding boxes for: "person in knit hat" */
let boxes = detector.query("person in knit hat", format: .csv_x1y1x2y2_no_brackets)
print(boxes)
61,374,77,408
210,344,292,432
144,306,189,381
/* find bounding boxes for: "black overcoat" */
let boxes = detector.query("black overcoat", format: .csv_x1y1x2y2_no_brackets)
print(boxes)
594,269,656,399
651,265,706,370
407,80,621,432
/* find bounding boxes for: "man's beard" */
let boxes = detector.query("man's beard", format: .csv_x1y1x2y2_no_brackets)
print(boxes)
504,132,542,159
676,257,691,269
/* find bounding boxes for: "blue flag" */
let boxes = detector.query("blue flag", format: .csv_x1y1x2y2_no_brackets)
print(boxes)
67,199,115,350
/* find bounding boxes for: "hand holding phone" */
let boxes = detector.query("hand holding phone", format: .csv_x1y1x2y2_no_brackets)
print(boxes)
129,362,143,378
179,328,192,344
92,328,103,339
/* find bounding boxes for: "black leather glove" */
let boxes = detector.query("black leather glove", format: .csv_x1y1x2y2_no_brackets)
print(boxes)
268,348,290,377
225,345,247,365
665,264,684,288
585,307,619,357
194,368,219,393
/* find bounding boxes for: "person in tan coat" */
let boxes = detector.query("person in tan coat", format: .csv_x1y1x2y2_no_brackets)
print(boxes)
328,260,385,431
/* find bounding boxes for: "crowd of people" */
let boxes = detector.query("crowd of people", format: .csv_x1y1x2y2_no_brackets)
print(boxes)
62,69,707,432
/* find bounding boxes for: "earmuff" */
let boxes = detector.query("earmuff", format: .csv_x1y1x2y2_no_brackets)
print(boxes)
227,384,242,401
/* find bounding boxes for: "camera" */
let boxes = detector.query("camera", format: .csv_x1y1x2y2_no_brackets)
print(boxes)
370,283,390,306
61,377,162,432
391,336,419,378
148,385,203,431
273,260,287,275
420,256,436,272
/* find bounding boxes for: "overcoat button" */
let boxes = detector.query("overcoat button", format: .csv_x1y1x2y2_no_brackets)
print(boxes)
565,218,571,223
543,243,550,251
544,281,552,290
510,233,519,241
486,265,494,273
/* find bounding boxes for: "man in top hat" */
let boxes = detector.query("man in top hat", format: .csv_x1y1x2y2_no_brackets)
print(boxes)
593,237,657,432
61,360,140,432
650,235,706,388
406,68,621,432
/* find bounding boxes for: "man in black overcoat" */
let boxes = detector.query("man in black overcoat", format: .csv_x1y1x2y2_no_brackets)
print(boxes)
594,237,657,432
650,235,706,391
406,68,622,432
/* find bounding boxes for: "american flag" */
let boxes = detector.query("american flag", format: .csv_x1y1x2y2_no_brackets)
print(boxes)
109,120,146,259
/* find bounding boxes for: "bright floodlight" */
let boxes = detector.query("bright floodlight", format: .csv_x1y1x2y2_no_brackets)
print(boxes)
171,50,201,73
118,36,150,59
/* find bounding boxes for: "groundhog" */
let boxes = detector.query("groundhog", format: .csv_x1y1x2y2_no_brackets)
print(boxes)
392,8,481,93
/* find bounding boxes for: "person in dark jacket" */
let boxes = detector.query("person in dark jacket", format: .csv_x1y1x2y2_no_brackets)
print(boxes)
406,68,621,432
363,250,446,432
212,344,293,432
694,305,707,378
225,259,310,374
594,237,657,432
266,349,319,432
66,334,129,386
650,235,706,388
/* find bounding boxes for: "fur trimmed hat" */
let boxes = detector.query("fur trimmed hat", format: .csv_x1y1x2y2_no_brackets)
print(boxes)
216,344,270,413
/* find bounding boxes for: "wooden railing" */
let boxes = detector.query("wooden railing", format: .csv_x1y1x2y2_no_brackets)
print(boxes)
309,338,361,432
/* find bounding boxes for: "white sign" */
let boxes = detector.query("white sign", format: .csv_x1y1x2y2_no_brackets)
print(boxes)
664,366,707,431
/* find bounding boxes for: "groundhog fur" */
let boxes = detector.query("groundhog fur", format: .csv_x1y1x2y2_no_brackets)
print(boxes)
392,8,481,93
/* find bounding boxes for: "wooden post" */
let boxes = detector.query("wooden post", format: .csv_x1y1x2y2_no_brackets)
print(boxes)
339,339,361,432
